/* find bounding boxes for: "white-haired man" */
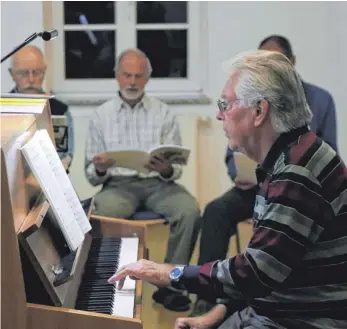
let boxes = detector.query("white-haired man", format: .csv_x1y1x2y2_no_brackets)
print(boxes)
85,48,200,312
107,50,347,329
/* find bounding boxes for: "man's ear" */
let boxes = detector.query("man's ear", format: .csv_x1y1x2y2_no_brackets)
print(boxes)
254,99,269,127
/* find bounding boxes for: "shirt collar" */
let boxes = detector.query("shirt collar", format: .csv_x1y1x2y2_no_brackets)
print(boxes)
115,92,151,112
257,125,310,175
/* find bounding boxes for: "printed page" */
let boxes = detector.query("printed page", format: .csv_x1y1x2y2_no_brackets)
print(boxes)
149,145,190,165
105,150,150,173
35,130,92,234
21,137,84,251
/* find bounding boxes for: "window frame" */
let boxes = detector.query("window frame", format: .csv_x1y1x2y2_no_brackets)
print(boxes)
50,1,208,102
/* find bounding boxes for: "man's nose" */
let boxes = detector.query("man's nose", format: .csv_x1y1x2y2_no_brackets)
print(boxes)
216,110,224,121
129,75,136,85
27,72,35,83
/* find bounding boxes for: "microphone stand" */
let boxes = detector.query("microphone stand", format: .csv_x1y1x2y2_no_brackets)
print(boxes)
1,32,41,64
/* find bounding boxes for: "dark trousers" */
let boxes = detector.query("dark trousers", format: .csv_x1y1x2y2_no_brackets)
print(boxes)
198,186,257,266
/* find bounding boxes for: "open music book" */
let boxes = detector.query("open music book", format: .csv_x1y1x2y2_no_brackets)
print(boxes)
21,129,92,251
104,144,190,174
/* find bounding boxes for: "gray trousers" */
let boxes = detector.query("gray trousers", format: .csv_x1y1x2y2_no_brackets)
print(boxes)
218,306,346,329
218,307,285,329
93,176,201,264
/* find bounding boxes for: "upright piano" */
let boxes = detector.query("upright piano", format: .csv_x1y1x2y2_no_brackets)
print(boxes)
1,95,146,329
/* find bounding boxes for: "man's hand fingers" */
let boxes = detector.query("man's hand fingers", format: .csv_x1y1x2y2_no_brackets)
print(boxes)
145,163,155,171
174,317,193,329
116,277,126,290
174,318,187,329
107,263,141,288
153,155,165,162
107,267,130,284
149,157,161,166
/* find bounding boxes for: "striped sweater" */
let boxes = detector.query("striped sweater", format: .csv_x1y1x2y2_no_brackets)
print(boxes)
179,126,347,325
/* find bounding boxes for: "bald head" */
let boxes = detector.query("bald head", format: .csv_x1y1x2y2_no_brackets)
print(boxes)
10,45,46,94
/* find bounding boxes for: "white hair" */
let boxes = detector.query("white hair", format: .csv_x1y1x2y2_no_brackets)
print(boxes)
223,49,313,134
115,48,153,76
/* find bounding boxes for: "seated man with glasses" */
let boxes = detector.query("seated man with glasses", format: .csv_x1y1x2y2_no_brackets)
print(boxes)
190,35,339,317
9,45,74,164
108,49,347,329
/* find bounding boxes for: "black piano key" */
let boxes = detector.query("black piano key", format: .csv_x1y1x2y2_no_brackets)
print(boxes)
75,237,122,315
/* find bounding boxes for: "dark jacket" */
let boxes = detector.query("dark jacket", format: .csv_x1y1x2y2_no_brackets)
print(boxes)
9,88,74,160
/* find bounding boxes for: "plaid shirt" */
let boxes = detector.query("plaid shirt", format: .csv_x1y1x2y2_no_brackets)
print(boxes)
85,94,183,186
179,126,347,326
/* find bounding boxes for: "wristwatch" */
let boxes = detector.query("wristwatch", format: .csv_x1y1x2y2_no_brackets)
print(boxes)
169,265,186,283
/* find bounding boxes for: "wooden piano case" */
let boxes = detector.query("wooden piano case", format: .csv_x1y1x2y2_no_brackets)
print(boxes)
1,96,145,329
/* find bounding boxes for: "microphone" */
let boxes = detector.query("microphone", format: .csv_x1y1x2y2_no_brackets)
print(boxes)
39,29,59,41
1,29,59,64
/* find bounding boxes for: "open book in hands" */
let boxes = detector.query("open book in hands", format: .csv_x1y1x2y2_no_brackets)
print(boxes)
104,145,190,174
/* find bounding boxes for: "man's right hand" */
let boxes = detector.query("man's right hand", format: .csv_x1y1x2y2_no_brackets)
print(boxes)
92,153,115,173
174,316,211,329
174,304,227,329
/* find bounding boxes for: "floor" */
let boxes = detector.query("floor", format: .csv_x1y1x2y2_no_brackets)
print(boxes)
140,221,254,329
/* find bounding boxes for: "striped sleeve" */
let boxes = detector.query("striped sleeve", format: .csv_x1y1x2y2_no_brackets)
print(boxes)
181,165,334,301
216,165,334,299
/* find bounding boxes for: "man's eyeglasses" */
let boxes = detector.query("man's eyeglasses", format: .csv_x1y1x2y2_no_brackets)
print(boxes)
12,69,45,78
217,98,241,113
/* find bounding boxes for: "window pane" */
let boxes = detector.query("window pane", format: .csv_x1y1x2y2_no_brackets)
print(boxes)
65,31,115,79
137,1,187,24
137,30,187,78
64,1,115,24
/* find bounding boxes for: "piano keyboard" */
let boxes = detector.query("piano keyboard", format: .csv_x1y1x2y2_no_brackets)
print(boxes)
75,236,139,317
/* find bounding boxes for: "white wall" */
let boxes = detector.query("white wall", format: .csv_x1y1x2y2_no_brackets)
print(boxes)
0,1,44,92
204,1,346,161
2,1,346,202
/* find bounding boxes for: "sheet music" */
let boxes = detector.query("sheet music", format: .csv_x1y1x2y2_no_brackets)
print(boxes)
34,130,92,234
21,136,84,251
0,96,47,113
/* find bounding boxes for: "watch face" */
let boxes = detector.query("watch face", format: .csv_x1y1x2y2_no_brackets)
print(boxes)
170,267,183,280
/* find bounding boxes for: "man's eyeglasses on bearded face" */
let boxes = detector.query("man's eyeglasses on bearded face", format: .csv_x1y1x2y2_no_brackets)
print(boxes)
11,68,46,79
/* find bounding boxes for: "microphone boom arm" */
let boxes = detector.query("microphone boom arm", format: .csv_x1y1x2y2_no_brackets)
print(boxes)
0,29,58,64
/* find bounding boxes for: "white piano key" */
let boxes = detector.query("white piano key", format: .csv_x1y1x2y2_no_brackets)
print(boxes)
112,237,139,318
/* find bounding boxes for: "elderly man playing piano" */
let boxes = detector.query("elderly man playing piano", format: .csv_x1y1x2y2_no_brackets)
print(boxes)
108,50,347,329
85,48,200,312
